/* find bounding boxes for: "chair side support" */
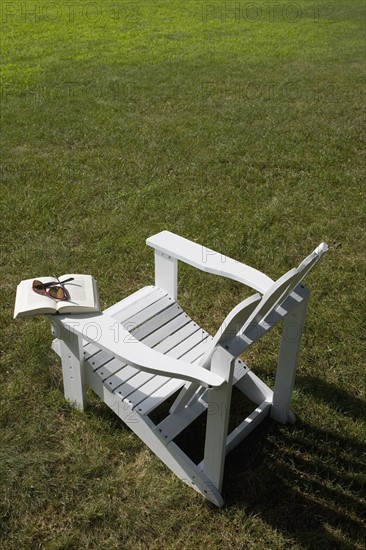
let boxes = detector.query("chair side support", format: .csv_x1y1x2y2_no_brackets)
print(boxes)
271,287,310,423
154,249,178,300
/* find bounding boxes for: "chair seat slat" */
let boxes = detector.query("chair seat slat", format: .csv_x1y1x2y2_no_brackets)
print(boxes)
122,295,174,329
112,287,166,323
104,285,156,317
131,304,185,341
114,324,207,396
128,338,212,409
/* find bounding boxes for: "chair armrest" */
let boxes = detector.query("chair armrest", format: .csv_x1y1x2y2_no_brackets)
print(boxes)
146,231,274,294
54,312,226,389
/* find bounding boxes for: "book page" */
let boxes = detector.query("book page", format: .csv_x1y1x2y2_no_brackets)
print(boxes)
67,278,87,303
14,277,57,318
57,274,95,309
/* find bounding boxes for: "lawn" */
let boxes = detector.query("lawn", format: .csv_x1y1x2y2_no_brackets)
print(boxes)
1,1,365,548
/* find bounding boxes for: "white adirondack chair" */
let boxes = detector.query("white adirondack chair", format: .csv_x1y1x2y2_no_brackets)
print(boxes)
50,231,328,506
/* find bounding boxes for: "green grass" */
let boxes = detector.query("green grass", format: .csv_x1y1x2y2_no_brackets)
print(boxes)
1,1,365,548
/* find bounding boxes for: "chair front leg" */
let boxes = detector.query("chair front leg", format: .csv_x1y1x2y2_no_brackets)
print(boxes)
51,319,87,411
202,347,235,492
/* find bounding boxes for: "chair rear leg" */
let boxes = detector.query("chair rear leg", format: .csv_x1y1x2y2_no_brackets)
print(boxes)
271,289,310,424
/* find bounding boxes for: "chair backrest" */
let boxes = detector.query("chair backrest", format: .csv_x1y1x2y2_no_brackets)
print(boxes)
199,242,328,368
242,242,328,334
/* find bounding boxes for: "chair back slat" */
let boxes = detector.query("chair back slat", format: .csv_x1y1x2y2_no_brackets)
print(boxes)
199,294,261,369
206,242,328,364
243,242,328,334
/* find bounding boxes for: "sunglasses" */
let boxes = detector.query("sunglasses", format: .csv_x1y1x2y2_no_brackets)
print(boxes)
32,277,74,301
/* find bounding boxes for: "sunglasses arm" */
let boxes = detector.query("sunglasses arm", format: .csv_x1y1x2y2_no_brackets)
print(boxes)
43,277,74,289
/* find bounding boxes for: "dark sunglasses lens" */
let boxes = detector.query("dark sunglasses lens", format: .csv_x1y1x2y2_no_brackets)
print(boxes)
33,281,44,293
49,286,66,300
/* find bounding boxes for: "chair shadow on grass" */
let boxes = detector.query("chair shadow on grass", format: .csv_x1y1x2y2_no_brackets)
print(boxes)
84,373,365,548
223,375,366,549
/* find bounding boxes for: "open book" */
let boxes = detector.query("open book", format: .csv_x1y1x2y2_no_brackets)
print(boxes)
14,274,100,319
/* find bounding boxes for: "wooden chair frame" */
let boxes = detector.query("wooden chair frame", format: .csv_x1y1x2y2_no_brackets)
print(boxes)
49,231,327,506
